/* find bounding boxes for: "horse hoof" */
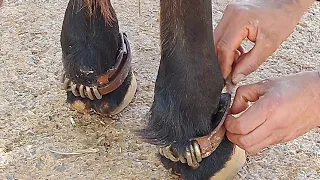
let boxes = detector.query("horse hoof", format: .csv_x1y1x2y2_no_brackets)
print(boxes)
210,146,246,180
67,71,137,115
104,72,137,115
160,144,246,180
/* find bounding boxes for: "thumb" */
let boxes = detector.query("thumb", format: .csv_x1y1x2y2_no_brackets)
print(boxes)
231,81,268,114
225,82,270,135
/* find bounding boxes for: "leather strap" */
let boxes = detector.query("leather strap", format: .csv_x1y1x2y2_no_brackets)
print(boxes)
194,93,231,158
97,33,132,95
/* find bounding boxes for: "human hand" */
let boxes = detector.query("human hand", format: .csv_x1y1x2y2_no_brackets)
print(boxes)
224,71,320,153
214,0,316,83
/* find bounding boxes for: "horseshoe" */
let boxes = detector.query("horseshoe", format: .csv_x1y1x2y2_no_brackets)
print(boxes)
71,82,80,96
189,144,199,168
193,141,202,163
86,86,95,100
185,148,193,167
79,85,85,98
93,86,102,100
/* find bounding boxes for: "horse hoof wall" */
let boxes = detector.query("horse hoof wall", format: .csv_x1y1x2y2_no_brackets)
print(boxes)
106,72,137,115
67,72,137,115
210,146,246,180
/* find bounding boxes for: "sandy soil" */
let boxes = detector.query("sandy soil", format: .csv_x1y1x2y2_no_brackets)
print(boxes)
0,0,319,179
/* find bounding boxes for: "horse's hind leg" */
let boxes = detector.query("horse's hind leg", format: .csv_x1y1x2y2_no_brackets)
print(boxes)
60,0,136,115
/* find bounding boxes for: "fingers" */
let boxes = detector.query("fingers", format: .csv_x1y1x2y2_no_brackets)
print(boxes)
214,4,280,81
214,4,258,79
225,86,271,136
226,119,273,152
225,47,245,93
231,36,279,84
227,122,291,154
216,25,251,79
231,82,268,114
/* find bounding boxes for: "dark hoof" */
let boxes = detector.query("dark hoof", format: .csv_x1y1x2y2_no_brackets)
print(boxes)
158,93,246,179
159,93,231,168
66,71,137,115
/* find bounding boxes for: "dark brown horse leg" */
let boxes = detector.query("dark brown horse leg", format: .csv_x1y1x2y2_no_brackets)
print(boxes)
142,0,244,179
60,0,136,115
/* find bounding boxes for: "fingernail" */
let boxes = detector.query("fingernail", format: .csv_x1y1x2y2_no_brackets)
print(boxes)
232,74,245,84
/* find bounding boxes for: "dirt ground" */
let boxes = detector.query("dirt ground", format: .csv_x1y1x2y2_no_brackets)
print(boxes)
0,0,319,179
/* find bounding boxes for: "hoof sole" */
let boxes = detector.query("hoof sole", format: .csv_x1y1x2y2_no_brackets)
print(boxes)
71,99,90,114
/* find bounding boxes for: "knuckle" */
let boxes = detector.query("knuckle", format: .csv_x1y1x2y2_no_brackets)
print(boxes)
226,116,250,134
237,124,251,135
236,85,248,95
216,40,229,53
238,136,251,149
235,85,252,98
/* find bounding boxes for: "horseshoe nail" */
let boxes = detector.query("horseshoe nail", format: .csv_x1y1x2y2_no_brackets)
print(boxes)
71,82,80,96
86,86,95,100
93,86,102,100
193,141,202,163
79,85,85,98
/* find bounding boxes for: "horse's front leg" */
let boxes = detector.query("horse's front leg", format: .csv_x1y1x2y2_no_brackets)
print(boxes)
60,0,136,115
142,0,245,179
